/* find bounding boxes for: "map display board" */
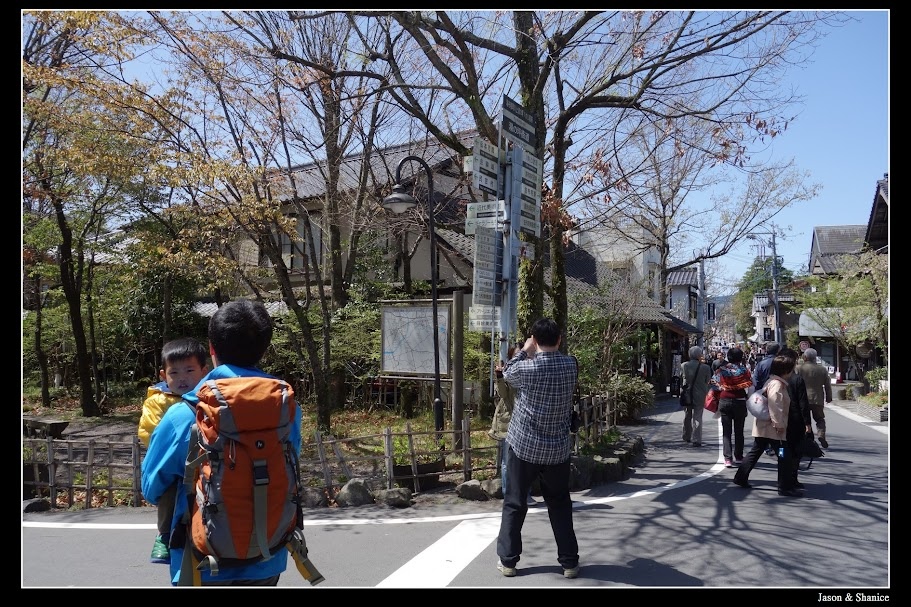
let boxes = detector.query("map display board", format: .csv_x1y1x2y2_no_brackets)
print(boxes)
381,305,450,376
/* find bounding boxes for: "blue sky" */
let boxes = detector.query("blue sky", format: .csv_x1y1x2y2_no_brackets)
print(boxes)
718,10,889,284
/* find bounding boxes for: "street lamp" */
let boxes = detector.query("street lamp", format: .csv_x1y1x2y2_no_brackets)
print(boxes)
748,229,781,344
383,155,445,434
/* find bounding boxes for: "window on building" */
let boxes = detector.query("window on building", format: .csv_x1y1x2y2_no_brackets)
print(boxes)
647,265,658,299
271,213,322,273
706,302,716,321
688,290,697,323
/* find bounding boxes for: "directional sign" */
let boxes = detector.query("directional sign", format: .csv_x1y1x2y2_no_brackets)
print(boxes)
466,200,506,218
501,94,538,156
519,214,541,237
470,138,501,196
468,304,500,332
465,200,506,235
472,226,503,306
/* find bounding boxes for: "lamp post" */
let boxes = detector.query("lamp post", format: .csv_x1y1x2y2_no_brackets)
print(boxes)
748,228,781,344
382,155,445,434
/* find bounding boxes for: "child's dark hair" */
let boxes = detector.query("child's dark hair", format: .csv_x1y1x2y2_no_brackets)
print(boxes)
208,299,272,368
161,337,208,369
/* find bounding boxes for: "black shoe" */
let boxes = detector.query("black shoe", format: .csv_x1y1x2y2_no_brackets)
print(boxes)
692,442,702,448
732,478,752,489
819,437,828,449
778,488,803,497
794,482,805,490
764,447,776,457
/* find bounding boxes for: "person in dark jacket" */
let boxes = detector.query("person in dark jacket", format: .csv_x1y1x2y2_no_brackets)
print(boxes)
782,348,813,492
752,342,781,391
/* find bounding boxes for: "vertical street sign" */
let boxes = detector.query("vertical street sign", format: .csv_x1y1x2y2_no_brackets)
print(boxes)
501,95,538,157
470,137,501,197
472,226,503,307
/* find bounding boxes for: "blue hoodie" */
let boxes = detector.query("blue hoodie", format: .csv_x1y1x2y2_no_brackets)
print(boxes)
140,364,303,585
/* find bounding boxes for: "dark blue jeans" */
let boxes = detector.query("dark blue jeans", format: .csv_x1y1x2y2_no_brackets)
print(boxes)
718,398,748,460
496,444,578,569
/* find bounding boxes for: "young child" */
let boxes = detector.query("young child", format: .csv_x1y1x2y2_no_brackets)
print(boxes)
138,337,208,564
141,299,302,586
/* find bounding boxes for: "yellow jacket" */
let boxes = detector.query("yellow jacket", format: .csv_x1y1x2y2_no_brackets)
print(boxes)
138,382,183,447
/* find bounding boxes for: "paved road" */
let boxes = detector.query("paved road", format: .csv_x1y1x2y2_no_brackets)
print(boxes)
22,399,889,592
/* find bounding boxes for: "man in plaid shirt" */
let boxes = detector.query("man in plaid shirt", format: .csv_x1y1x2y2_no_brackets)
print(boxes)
495,318,580,580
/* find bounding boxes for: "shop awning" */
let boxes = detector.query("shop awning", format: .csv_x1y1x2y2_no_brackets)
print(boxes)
799,307,841,337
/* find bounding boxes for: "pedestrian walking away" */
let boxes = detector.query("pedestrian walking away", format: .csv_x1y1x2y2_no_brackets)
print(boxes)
781,348,813,492
733,351,800,496
680,346,712,448
753,342,782,457
141,299,303,586
496,318,580,579
711,347,751,468
797,348,833,449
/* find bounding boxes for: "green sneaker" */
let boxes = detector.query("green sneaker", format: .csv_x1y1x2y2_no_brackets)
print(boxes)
150,535,170,564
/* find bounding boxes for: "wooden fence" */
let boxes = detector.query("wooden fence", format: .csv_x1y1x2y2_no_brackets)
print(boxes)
22,393,615,508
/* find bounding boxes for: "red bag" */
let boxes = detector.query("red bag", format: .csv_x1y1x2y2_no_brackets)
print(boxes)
704,389,719,413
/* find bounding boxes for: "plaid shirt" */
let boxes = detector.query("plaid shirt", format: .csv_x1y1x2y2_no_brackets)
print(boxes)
503,349,578,465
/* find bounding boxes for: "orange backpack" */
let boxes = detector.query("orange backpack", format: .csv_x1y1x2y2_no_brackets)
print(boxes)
179,376,310,583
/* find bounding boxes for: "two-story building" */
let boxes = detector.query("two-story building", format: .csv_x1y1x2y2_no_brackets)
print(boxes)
798,173,888,379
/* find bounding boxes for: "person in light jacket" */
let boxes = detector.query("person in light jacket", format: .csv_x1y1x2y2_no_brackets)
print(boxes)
732,352,800,496
680,346,712,447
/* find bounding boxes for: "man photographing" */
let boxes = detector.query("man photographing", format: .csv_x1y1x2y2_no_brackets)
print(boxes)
495,318,580,580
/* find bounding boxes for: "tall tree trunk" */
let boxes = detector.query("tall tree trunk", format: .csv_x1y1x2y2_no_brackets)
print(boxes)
34,282,51,408
52,195,101,417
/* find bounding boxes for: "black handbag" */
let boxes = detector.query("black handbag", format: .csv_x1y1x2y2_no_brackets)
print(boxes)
680,388,691,407
800,431,825,470
680,368,695,407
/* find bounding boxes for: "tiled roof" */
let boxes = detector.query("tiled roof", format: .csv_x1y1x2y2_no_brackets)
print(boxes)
865,173,888,252
437,226,699,332
272,131,477,202
809,225,867,274
666,267,698,288
435,227,475,262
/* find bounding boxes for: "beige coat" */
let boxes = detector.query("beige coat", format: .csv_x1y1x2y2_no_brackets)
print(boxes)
752,375,790,440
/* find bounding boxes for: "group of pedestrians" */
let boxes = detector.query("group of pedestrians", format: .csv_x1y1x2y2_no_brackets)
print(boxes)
678,342,832,498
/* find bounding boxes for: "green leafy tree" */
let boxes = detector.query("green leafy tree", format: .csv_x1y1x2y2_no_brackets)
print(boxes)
799,248,888,390
730,255,795,339
23,11,157,416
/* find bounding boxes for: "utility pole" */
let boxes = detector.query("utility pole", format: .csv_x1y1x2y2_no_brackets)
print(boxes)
770,230,781,344
697,257,705,348
748,225,781,344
